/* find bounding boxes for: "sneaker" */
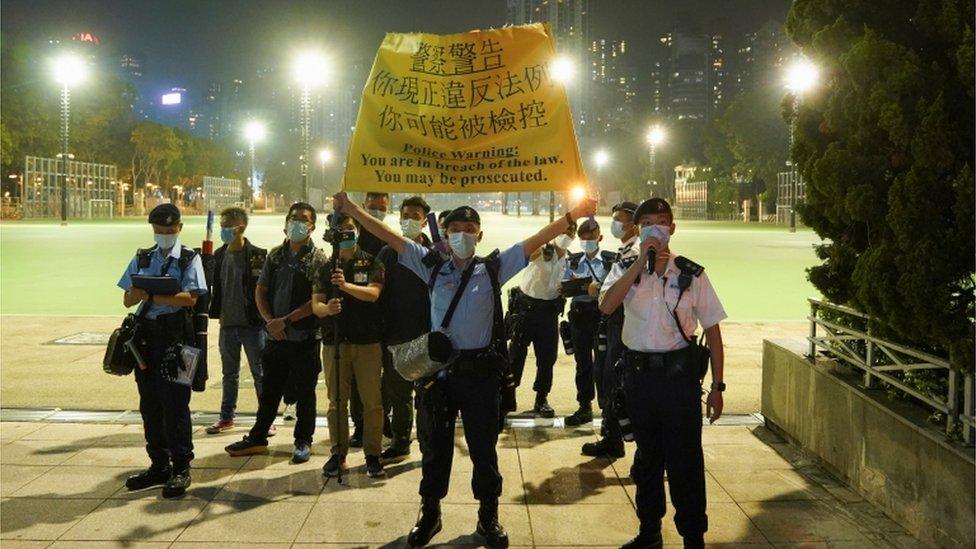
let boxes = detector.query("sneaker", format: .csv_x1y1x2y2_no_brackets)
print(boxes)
322,453,347,478
282,403,296,421
224,436,269,456
564,406,593,426
379,445,410,465
293,442,311,464
533,397,555,419
267,424,278,437
581,437,625,459
348,427,364,448
205,419,234,434
125,465,171,491
365,455,386,478
162,468,191,498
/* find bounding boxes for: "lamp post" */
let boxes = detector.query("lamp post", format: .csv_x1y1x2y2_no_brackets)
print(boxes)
784,58,819,232
550,54,577,221
318,147,333,192
594,149,610,187
52,53,87,225
244,120,266,205
292,51,329,203
646,125,666,199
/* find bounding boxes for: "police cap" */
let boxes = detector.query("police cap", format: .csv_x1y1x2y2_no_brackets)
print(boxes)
148,203,181,226
634,198,673,221
442,206,481,226
612,201,638,215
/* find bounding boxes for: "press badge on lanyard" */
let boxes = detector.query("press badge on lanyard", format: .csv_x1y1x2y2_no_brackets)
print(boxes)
354,271,368,284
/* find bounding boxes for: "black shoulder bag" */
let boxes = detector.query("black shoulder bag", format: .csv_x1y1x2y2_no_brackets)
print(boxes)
668,267,710,380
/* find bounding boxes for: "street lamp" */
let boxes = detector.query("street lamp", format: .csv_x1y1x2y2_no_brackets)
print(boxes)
646,124,666,198
550,55,576,84
318,147,334,191
51,53,87,225
292,51,330,203
244,120,266,204
784,58,819,232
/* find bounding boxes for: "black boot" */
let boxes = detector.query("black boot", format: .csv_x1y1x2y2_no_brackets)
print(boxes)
162,467,191,498
621,520,663,549
476,498,509,548
682,534,705,549
581,437,625,458
407,498,442,547
533,394,555,419
564,403,593,426
125,464,171,491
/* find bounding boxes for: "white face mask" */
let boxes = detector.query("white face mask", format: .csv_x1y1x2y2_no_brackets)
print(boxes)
580,239,599,254
640,224,670,247
287,220,310,242
400,218,423,239
367,208,386,221
611,221,625,239
154,233,178,250
448,232,478,259
555,234,574,250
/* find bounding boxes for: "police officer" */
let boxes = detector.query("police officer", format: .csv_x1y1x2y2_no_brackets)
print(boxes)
600,198,726,549
118,203,208,498
562,218,615,426
332,191,597,549
583,201,639,458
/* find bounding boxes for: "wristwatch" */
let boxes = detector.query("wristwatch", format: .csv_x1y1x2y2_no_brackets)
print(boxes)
710,382,726,392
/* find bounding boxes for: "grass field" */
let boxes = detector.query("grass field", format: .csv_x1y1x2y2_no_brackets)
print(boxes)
0,213,822,320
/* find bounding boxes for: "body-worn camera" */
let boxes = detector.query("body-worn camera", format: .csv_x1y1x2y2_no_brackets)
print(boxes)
322,227,356,244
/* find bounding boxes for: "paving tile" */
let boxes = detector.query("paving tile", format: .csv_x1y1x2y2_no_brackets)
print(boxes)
59,498,207,542
213,467,324,502
8,465,126,499
740,500,871,543
20,423,126,441
1,439,91,466
528,503,639,545
176,500,314,543
295,501,419,544
107,468,238,502
174,543,291,549
0,541,54,549
710,469,830,503
48,542,170,549
659,502,768,545
0,497,103,540
0,464,54,496
318,464,422,504
0,422,46,442
703,443,794,471
521,456,630,504
436,502,533,546
61,445,159,468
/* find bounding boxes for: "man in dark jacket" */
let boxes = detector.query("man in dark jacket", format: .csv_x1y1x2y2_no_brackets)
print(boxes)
206,207,269,434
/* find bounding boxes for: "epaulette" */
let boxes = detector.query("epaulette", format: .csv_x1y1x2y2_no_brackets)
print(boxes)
136,245,157,269
619,255,638,269
674,256,704,277
600,250,617,269
567,251,584,269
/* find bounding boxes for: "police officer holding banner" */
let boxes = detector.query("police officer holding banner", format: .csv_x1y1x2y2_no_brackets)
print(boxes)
117,204,208,498
599,198,726,549
332,190,597,549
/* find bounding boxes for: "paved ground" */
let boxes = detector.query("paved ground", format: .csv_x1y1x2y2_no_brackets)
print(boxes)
0,417,919,547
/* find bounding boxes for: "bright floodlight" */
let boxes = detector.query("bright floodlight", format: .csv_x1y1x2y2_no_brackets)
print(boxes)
570,185,587,201
244,120,266,143
785,58,819,94
646,125,666,146
594,149,610,168
293,51,330,87
318,148,334,164
52,54,87,87
551,55,576,84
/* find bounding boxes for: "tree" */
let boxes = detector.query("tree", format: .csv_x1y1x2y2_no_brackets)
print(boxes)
130,122,181,188
786,0,974,370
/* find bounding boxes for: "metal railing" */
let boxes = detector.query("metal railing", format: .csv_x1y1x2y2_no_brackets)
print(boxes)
807,298,975,444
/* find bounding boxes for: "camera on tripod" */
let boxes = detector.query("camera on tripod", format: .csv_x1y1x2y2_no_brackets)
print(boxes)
323,213,356,245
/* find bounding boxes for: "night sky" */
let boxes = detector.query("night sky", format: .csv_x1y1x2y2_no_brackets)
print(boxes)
1,0,791,93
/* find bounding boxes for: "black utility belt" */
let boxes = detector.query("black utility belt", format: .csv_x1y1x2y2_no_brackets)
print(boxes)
623,346,690,369
570,300,600,313
451,347,504,375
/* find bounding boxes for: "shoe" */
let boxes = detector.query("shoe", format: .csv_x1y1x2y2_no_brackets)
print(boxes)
267,424,278,437
293,442,311,464
125,464,171,491
365,455,386,478
322,453,347,478
476,498,509,548
682,534,705,549
379,445,410,465
581,437,625,459
282,403,296,421
162,468,191,498
205,419,234,434
564,405,594,426
225,436,269,456
349,427,364,448
621,524,663,549
533,396,555,419
407,498,442,547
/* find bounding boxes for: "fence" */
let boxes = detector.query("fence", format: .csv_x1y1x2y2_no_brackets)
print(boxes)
202,176,243,213
23,156,118,218
807,298,974,444
776,170,805,224
674,180,708,220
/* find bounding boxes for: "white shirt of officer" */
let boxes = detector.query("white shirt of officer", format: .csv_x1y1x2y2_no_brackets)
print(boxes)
519,246,567,301
600,253,726,353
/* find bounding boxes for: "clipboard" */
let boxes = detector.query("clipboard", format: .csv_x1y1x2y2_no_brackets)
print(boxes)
561,276,593,298
131,275,180,296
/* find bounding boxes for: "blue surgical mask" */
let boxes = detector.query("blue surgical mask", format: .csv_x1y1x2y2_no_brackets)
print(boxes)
640,224,670,247
339,233,357,250
220,227,236,244
367,208,386,222
448,232,478,259
580,239,599,254
611,221,625,239
287,220,310,242
154,233,178,250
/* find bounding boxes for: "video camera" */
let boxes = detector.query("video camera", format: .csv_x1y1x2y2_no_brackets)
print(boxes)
322,213,356,245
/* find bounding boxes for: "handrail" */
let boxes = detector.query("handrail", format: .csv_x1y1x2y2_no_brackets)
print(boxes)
807,298,974,445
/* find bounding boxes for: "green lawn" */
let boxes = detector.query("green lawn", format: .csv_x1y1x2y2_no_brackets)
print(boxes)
0,212,822,320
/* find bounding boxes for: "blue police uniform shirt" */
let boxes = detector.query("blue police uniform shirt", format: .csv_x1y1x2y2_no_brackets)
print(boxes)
117,240,208,320
400,239,527,350
563,248,608,304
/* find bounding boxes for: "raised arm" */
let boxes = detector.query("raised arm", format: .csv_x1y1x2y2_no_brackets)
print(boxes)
333,192,408,255
520,197,596,259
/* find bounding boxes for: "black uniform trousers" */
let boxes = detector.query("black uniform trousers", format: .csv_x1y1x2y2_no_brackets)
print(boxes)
594,315,624,442
417,356,503,501
568,301,600,405
135,315,194,471
622,347,707,537
508,299,560,397
249,338,321,445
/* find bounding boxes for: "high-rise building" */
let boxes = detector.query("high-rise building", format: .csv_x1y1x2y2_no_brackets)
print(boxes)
733,19,792,92
589,39,637,133
649,30,731,124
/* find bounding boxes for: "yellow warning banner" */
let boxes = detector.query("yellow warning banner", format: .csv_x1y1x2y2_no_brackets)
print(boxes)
343,23,584,193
